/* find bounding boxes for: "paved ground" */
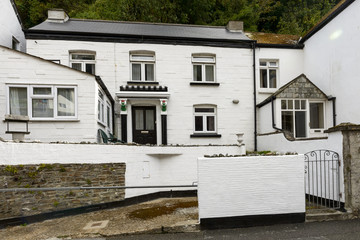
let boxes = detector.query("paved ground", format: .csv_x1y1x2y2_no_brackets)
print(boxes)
107,219,360,240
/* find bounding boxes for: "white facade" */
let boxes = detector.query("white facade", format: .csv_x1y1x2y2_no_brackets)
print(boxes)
0,46,111,142
0,0,25,52
27,40,255,149
303,0,360,124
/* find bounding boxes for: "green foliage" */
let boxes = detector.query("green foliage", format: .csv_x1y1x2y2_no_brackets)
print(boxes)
4,165,18,175
15,0,341,35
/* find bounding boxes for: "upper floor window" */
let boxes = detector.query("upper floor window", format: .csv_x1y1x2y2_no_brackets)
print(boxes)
192,55,216,82
12,37,19,51
8,85,77,120
130,53,155,81
260,60,278,89
70,52,96,75
194,105,217,133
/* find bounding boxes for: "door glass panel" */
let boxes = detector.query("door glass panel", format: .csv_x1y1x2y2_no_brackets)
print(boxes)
207,116,215,131
135,110,144,130
145,110,155,130
195,116,203,131
310,103,324,129
132,64,141,80
260,69,267,88
145,64,154,81
282,111,293,135
205,65,214,82
193,65,202,81
295,111,306,137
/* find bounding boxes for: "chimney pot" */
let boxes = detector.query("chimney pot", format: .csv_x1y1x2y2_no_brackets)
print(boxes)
226,21,244,32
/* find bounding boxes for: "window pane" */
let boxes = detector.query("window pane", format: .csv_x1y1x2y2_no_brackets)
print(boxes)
71,63,82,71
195,108,214,113
85,63,95,74
32,99,54,118
195,116,203,131
98,91,104,100
98,101,100,120
9,87,27,116
295,111,306,138
145,110,155,130
101,104,104,122
71,54,95,60
107,106,111,128
260,69,267,88
207,116,215,131
192,57,215,63
135,110,144,130
131,55,155,61
310,103,324,129
57,88,75,116
301,100,306,109
132,64,141,80
33,87,51,95
269,62,277,67
269,69,277,88
145,64,154,81
295,100,300,109
193,65,202,81
281,100,286,110
281,111,293,134
287,100,293,109
205,65,214,82
260,61,266,66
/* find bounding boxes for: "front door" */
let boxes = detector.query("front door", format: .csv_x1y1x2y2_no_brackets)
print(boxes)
132,106,157,144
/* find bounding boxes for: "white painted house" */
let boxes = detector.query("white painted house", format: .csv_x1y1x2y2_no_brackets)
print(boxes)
0,0,26,52
25,11,256,149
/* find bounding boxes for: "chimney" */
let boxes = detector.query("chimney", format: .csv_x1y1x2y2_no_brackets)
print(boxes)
47,9,69,23
226,21,244,32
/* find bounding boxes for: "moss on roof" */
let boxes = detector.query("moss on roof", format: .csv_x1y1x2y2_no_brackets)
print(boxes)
245,32,300,45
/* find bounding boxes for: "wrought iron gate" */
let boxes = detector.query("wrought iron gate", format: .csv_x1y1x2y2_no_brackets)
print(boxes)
304,150,342,209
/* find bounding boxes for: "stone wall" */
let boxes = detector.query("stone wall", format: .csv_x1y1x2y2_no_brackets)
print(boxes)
0,163,125,219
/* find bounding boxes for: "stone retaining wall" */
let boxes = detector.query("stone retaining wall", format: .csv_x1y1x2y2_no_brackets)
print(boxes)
0,163,125,219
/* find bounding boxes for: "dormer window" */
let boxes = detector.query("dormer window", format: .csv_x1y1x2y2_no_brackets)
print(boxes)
130,53,155,81
70,52,96,75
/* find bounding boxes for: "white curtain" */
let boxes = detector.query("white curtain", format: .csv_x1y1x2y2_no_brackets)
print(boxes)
9,87,27,116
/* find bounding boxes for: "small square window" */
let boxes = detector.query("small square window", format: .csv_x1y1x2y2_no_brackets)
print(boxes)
194,105,216,133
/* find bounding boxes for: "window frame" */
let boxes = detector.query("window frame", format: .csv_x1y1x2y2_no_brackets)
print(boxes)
193,105,217,134
7,84,78,121
191,55,216,83
259,59,279,90
97,90,105,125
69,53,96,75
309,101,326,133
281,99,307,138
129,53,156,82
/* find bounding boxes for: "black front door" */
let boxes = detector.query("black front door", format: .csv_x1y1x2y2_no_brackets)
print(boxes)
132,106,157,144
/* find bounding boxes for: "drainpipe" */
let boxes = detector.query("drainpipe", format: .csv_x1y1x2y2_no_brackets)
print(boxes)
271,96,282,131
252,42,257,151
328,96,337,127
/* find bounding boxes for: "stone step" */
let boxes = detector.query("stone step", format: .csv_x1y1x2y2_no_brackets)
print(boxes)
306,210,355,222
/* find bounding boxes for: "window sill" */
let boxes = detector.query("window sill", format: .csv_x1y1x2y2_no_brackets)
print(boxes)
190,82,220,86
29,119,80,122
190,133,222,138
127,81,159,85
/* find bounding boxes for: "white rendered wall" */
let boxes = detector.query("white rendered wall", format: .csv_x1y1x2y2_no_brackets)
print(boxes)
255,48,304,103
0,141,243,198
0,0,25,51
26,40,255,149
0,46,99,142
303,1,360,124
197,155,305,219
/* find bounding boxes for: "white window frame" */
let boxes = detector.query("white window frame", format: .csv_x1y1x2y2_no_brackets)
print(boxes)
281,99,307,138
192,55,216,83
193,105,217,134
309,101,326,134
6,84,78,120
69,53,96,75
106,101,112,131
130,54,156,82
259,59,278,90
97,90,105,125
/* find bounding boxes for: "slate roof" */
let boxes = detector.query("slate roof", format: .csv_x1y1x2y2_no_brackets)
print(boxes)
28,19,251,42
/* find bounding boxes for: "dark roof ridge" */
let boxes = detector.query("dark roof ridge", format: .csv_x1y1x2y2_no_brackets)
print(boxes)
66,18,226,29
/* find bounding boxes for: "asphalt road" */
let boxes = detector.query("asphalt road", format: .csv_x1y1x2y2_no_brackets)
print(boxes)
105,219,360,240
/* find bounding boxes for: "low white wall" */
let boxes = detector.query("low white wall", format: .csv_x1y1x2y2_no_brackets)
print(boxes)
197,155,304,220
0,141,242,198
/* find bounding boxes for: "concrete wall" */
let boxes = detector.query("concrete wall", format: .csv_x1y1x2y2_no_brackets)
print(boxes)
0,163,125,219
303,1,360,124
197,155,305,227
0,0,26,52
0,46,101,142
0,141,243,198
26,40,255,149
